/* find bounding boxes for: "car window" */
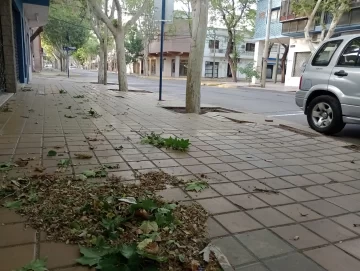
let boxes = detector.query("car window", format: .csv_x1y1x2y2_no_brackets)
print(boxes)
312,40,343,66
337,38,360,67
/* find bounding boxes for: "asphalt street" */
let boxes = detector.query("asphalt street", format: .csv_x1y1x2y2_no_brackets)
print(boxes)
71,68,360,144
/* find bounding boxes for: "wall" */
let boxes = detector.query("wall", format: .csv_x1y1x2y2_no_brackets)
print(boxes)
253,0,284,40
285,37,311,86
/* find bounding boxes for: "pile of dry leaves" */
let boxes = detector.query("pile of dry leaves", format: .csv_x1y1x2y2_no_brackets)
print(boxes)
0,172,221,271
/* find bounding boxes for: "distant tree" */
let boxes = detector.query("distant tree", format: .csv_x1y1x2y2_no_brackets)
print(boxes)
239,62,260,85
125,27,144,64
72,36,99,67
210,0,256,82
292,0,351,53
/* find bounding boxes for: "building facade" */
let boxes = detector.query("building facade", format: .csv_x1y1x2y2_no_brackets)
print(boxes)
136,20,256,79
0,0,50,93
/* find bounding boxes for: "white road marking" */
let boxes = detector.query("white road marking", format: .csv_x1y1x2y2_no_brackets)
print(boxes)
267,112,304,117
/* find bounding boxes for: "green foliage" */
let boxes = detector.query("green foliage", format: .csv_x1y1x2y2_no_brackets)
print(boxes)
72,36,100,66
47,150,57,157
185,181,209,192
141,133,191,151
125,27,144,64
3,200,23,210
58,159,71,167
238,62,260,84
0,162,14,172
16,259,48,271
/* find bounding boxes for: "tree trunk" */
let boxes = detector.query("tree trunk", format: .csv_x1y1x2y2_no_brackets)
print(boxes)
304,0,323,54
185,0,209,113
104,29,108,85
324,4,347,41
98,41,105,84
60,57,64,72
225,30,237,82
281,44,289,84
115,33,128,92
143,40,150,76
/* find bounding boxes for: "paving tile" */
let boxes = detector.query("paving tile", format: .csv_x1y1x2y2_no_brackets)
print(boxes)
197,156,223,164
272,224,327,249
145,152,170,160
327,194,360,212
211,183,247,196
254,192,294,206
302,219,356,242
98,155,124,164
247,207,294,227
237,180,271,192
227,194,268,210
302,200,348,216
0,244,35,271
280,188,319,202
221,171,253,181
0,223,36,247
229,162,257,170
236,229,293,259
122,154,148,162
325,183,359,195
302,174,332,184
207,217,228,238
204,172,231,183
187,187,220,199
189,151,211,158
212,236,255,266
323,172,355,182
345,180,360,190
248,160,276,168
152,159,179,168
259,178,294,189
40,242,80,269
197,197,238,214
161,166,191,176
337,238,360,260
185,165,214,174
215,212,263,233
305,245,360,271
243,169,274,179
208,163,237,172
156,187,190,201
235,263,269,271
0,208,26,224
217,155,242,163
331,214,360,234
276,204,322,222
128,161,155,170
264,253,326,271
264,167,294,177
175,158,201,166
281,176,315,186
305,185,341,198
283,165,314,174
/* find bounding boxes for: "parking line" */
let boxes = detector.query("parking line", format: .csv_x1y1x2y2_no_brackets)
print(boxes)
267,112,304,117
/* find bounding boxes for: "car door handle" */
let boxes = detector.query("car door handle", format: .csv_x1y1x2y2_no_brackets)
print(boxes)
334,70,348,76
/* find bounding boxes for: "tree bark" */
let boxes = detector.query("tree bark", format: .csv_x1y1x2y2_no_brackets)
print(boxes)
225,30,237,82
115,33,128,92
103,30,108,85
98,41,105,84
186,0,209,113
324,3,348,41
304,0,322,54
281,44,289,84
143,40,149,76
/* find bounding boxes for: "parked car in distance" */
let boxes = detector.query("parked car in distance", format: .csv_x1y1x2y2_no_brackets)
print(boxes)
296,34,360,135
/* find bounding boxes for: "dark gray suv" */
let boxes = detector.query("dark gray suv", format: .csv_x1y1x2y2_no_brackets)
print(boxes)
296,34,360,135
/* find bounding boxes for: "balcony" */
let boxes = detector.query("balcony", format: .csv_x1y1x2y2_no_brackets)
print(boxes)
279,0,308,22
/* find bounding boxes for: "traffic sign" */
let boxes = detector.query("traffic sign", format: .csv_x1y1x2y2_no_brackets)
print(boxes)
154,0,174,23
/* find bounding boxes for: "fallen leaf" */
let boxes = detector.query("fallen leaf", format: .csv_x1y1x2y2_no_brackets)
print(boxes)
253,188,279,194
200,243,232,270
74,153,93,159
293,236,300,241
185,181,209,192
47,150,57,157
139,221,158,234
82,170,96,178
137,238,153,250
178,254,185,263
145,242,159,255
15,159,29,167
118,197,137,204
75,174,87,181
34,167,45,173
3,200,22,210
190,260,200,271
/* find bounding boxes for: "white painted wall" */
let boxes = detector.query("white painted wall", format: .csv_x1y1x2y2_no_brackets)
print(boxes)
285,38,312,87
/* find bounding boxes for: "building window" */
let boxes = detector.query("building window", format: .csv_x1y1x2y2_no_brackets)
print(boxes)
271,9,280,22
292,52,311,77
337,38,360,67
209,40,220,49
246,43,255,52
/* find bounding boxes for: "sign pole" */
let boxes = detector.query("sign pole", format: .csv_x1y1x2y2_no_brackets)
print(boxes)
158,0,166,101
67,49,70,78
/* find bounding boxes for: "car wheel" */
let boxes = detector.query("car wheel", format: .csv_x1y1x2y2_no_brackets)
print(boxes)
307,95,345,135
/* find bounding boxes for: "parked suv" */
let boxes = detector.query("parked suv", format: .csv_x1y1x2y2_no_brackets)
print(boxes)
296,34,360,135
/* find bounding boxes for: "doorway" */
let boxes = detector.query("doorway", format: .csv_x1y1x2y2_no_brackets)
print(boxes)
179,60,188,76
205,61,219,78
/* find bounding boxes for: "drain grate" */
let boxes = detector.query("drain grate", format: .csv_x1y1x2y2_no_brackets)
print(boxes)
162,106,242,115
276,124,321,138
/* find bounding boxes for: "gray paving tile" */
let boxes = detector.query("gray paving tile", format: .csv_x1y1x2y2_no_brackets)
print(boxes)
212,236,255,266
207,217,228,238
305,185,341,198
327,194,360,212
211,183,247,196
227,194,268,210
302,174,332,184
331,214,360,234
237,180,271,192
236,229,293,259
235,263,269,271
247,207,294,227
323,172,355,182
197,197,238,214
215,211,263,233
280,188,319,202
337,238,360,260
276,204,322,222
272,224,327,249
325,183,359,195
302,219,356,242
345,180,360,190
221,171,253,181
156,187,189,201
281,176,315,186
259,178,294,189
254,192,294,206
302,200,348,217
243,169,274,179
305,245,360,271
264,252,325,271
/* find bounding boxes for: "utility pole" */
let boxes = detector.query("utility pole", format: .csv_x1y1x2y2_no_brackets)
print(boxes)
261,0,272,88
273,43,280,83
212,34,216,78
158,0,166,101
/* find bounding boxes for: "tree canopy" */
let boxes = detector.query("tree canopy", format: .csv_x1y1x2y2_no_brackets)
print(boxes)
124,27,143,64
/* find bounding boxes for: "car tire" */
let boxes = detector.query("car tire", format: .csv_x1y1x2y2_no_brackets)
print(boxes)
307,95,345,135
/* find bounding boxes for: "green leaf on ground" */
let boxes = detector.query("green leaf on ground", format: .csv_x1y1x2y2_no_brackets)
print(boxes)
58,159,70,167
3,200,22,210
119,244,137,259
139,221,158,234
47,150,57,157
82,170,96,178
137,238,153,250
77,246,108,267
0,162,14,171
178,254,185,263
16,258,48,271
185,181,209,192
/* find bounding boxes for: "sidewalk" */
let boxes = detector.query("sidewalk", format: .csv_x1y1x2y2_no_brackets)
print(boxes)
1,75,360,270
